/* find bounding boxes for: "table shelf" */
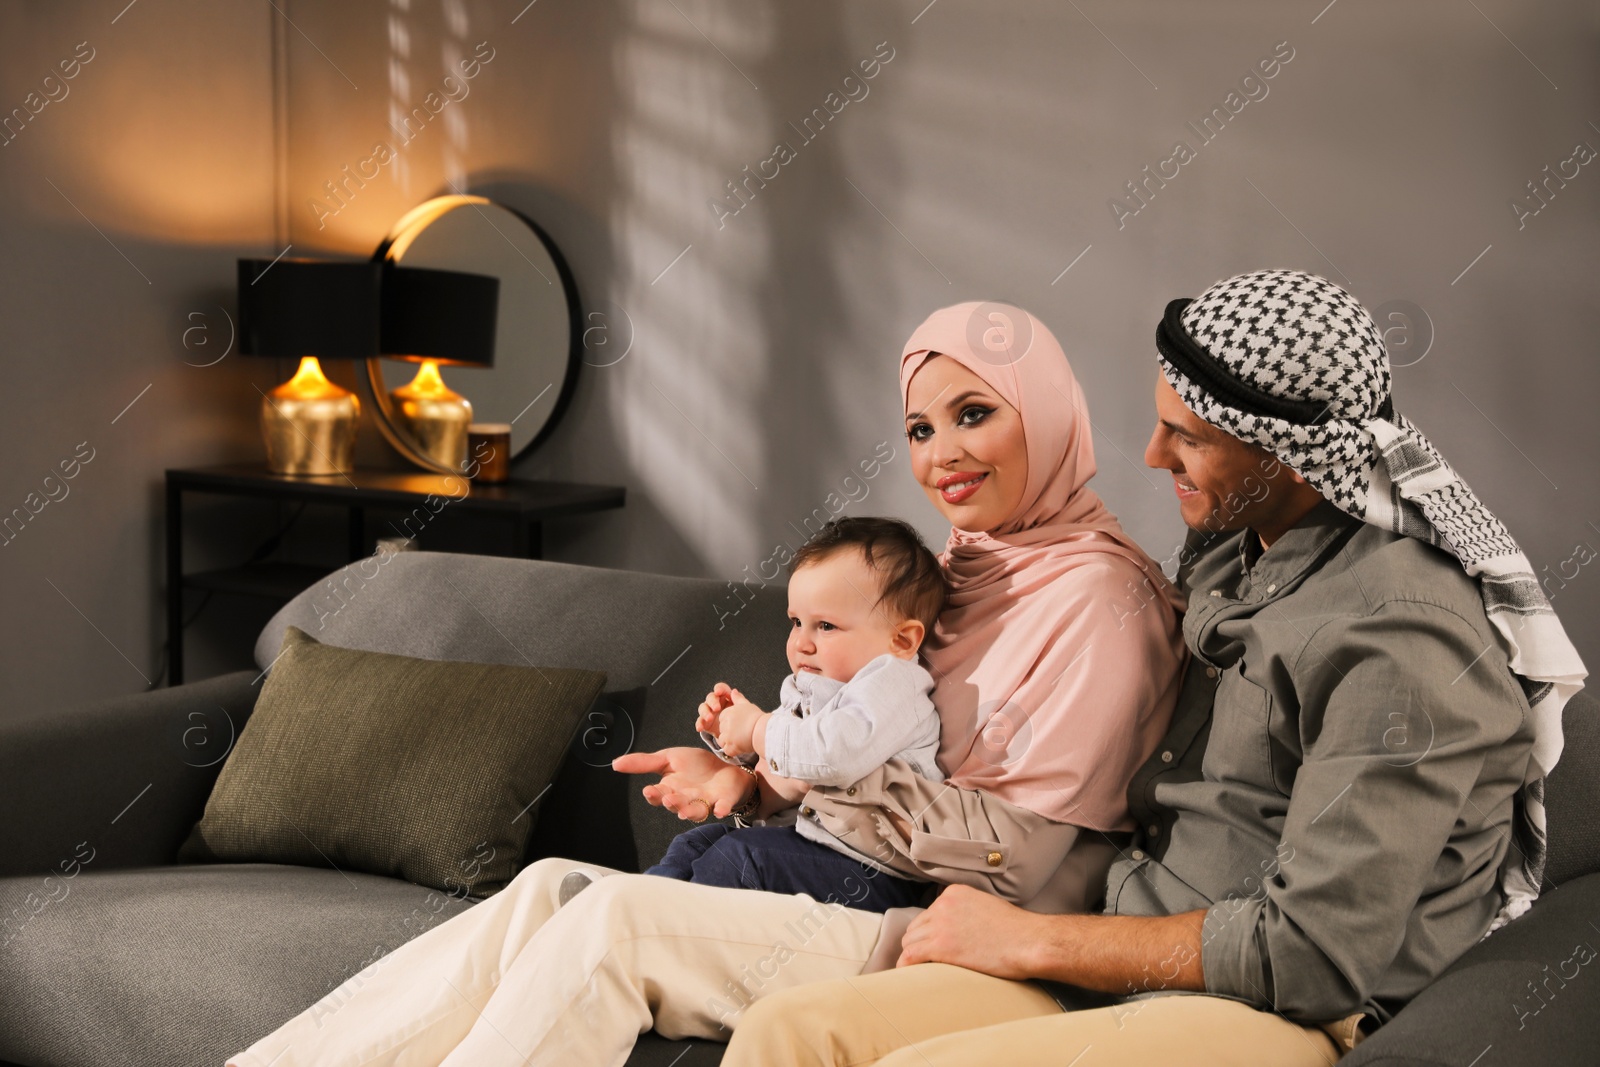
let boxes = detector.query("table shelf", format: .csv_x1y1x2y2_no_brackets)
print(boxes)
166,465,625,684
182,562,337,601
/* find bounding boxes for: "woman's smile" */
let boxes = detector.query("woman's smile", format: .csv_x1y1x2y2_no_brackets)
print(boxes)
936,470,989,504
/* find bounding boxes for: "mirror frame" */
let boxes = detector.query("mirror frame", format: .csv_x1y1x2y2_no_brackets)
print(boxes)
364,194,584,475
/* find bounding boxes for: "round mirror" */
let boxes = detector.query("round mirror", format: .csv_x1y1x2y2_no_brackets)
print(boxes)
366,195,581,474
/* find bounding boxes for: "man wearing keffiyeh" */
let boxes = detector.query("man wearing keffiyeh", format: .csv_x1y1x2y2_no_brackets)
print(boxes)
1151,269,1586,928
727,270,1586,1066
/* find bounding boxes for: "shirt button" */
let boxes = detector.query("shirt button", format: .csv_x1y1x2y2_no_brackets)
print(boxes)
800,806,814,817
1266,583,1278,594
1160,750,1174,763
1205,666,1218,678
985,851,1002,867
846,786,856,796
1131,850,1146,862
1209,589,1222,597
1148,825,1160,836
769,757,780,772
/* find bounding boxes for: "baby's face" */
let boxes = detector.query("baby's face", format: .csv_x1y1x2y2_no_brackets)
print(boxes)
785,548,914,683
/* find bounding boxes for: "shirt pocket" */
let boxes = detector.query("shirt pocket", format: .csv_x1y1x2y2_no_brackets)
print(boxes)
1104,855,1147,912
1201,665,1274,793
1105,854,1213,916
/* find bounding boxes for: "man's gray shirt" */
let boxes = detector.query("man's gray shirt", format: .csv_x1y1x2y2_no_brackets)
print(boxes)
1106,499,1535,1024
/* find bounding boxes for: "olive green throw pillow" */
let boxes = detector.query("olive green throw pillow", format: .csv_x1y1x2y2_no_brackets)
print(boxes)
178,626,606,897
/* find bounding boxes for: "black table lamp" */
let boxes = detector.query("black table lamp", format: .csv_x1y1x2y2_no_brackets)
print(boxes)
378,264,499,470
238,259,380,476
238,258,499,476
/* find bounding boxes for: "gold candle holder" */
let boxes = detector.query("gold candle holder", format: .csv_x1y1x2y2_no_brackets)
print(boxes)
261,356,360,476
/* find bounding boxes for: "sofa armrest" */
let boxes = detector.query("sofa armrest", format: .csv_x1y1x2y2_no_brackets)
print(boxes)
0,671,259,879
1343,871,1600,1066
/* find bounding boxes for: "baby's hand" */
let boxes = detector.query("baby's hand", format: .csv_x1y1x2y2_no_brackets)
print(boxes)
716,692,765,757
695,682,737,735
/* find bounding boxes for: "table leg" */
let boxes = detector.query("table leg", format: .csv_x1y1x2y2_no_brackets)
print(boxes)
513,519,542,559
166,480,183,687
348,506,365,561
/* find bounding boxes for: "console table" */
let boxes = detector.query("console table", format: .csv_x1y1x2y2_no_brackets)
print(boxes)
165,465,625,684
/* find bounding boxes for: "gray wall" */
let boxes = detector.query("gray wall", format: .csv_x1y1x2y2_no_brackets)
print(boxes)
0,1,281,713
2,1,1596,713
284,0,1600,655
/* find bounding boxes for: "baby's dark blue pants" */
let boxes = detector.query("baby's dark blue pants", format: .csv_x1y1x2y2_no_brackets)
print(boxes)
644,823,935,913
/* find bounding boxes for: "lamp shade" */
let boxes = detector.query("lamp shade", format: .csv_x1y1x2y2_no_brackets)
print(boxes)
237,259,381,360
379,264,500,368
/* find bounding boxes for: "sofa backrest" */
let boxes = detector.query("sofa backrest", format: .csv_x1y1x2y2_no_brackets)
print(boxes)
257,551,1600,890
1542,688,1600,889
258,551,791,869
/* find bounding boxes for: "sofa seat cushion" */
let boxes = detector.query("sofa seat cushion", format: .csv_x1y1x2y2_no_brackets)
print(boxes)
0,863,475,1067
625,1033,728,1065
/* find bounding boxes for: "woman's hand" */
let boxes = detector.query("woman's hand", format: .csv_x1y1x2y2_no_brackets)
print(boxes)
895,884,1047,980
611,746,755,822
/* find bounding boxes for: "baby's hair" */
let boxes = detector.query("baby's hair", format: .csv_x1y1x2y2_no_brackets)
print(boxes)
790,517,946,632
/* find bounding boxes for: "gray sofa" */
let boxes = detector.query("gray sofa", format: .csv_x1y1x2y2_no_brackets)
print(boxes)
1,551,1596,1066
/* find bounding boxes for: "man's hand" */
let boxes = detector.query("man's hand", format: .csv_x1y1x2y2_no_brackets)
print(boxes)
716,692,766,757
896,884,1047,980
898,892,1210,995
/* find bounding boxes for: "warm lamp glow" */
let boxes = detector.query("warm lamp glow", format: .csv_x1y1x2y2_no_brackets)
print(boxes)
390,359,472,469
271,355,353,400
392,358,461,402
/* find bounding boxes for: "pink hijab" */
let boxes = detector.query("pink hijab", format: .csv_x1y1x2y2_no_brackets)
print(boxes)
901,302,1186,831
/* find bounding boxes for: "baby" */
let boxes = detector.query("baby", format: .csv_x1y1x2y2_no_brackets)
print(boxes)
567,517,948,913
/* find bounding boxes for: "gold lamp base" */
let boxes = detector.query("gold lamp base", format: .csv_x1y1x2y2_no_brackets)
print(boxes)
261,356,360,476
390,359,472,471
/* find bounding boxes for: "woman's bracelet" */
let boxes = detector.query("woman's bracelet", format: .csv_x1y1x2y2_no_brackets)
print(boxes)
729,769,761,827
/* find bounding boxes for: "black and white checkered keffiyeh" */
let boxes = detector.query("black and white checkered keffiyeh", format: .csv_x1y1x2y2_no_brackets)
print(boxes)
1154,268,1586,929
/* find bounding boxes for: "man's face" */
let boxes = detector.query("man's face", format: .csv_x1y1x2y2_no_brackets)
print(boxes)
1143,373,1305,537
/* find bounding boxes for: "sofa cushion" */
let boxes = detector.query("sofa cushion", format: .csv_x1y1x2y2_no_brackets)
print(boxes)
177,626,605,896
1341,870,1600,1066
0,863,477,1067
257,553,795,868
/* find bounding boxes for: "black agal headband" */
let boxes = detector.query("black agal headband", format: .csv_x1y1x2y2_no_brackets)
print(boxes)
1155,297,1393,425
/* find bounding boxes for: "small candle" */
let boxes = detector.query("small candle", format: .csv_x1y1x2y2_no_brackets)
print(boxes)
467,423,512,483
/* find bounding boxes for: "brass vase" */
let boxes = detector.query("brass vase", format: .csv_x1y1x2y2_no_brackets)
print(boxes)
261,356,360,475
390,359,472,471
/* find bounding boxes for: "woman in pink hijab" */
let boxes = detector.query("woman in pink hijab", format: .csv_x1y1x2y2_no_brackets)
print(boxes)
227,302,1185,1067
898,302,1185,834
